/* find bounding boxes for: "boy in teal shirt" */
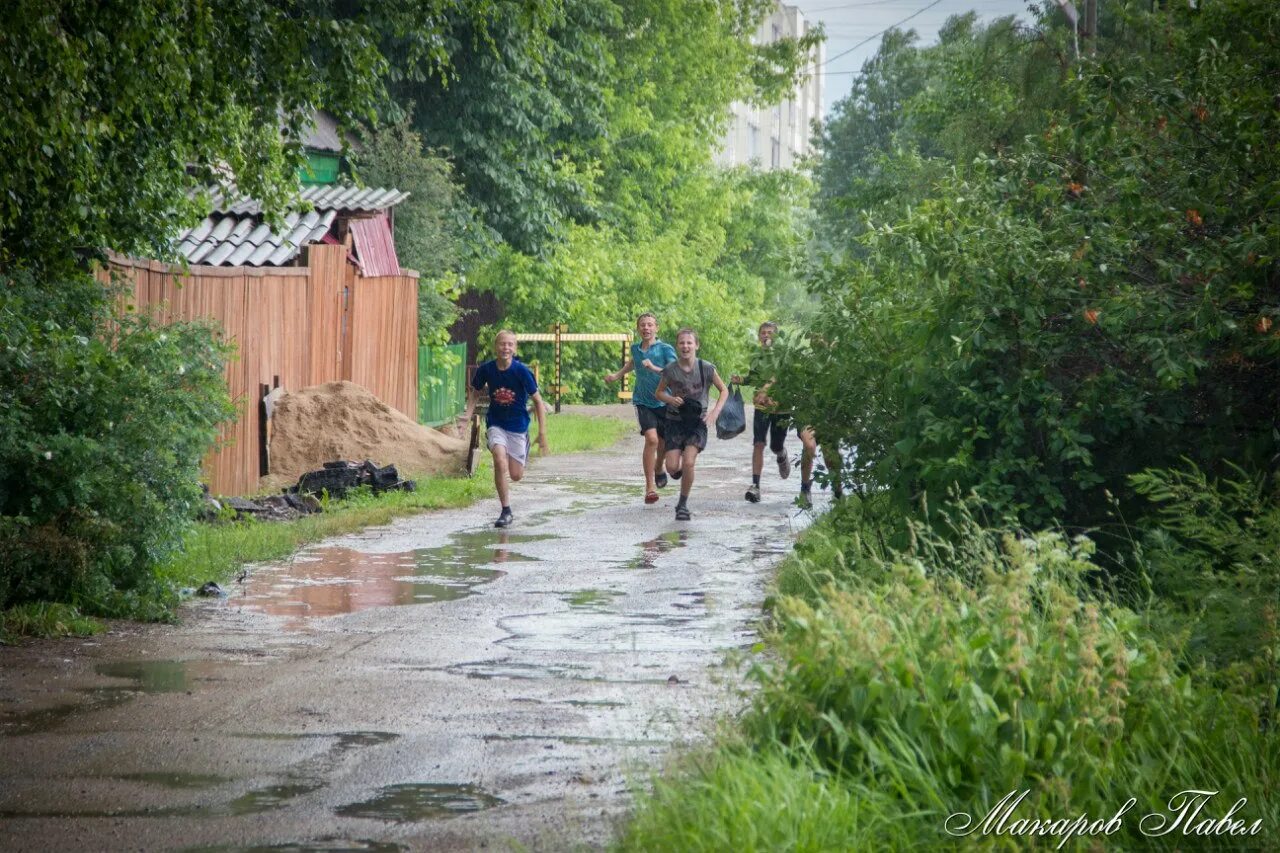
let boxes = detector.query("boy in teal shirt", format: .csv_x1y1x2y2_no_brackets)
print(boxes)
606,312,678,503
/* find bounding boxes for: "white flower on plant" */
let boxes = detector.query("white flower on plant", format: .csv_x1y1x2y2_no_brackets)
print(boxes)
177,364,186,375
43,451,52,460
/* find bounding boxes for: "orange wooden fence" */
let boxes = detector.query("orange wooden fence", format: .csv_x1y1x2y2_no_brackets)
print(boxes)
104,244,419,495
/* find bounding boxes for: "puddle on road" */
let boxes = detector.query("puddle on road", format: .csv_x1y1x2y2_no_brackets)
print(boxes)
625,530,689,570
118,771,230,790
232,530,553,620
499,608,710,654
563,588,622,610
335,783,504,822
0,692,132,736
0,731,398,820
96,659,229,692
482,733,664,747
1,660,234,736
444,660,679,686
187,840,403,853
220,781,327,815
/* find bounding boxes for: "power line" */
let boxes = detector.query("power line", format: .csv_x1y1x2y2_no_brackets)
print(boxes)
817,0,947,67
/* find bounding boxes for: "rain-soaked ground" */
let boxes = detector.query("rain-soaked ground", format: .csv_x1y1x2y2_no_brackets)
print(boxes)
0,406,828,851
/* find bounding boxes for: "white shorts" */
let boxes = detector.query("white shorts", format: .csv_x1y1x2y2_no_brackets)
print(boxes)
487,426,530,466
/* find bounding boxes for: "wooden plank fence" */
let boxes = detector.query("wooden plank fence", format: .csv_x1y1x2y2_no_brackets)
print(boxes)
103,244,419,496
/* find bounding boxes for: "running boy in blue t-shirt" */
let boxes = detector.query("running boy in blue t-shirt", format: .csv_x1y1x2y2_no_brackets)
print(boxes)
605,312,678,504
470,329,549,528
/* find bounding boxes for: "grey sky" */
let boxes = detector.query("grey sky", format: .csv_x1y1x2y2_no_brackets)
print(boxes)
795,0,1037,116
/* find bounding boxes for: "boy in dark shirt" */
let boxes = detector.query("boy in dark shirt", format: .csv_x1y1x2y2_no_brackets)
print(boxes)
470,330,549,528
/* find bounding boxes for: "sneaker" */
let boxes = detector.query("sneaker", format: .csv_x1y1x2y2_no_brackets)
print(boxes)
744,484,761,503
776,454,792,480
494,508,514,528
655,472,668,489
675,504,692,521
796,489,812,510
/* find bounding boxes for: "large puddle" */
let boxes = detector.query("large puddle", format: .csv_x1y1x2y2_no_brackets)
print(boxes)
335,783,505,822
1,659,235,736
232,530,555,621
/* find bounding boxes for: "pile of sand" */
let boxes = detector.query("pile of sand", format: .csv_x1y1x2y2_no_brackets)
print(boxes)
268,381,466,482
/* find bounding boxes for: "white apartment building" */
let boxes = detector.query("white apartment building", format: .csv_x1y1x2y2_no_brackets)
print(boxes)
714,3,824,170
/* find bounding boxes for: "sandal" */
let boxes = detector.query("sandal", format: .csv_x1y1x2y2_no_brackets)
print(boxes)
644,491,660,504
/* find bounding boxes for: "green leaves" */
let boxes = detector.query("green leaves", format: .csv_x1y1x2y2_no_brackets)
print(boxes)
786,0,1280,529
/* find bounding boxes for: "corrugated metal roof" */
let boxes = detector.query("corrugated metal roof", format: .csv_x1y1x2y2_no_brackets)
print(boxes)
349,212,401,276
300,110,344,153
175,209,336,267
199,184,409,216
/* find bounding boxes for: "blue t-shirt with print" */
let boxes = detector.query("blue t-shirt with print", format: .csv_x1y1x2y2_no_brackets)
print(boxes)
630,340,677,409
471,358,538,433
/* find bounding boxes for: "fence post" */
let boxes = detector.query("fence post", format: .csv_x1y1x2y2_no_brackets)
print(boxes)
553,322,563,414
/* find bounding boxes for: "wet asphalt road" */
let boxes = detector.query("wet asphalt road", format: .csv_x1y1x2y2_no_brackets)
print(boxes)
0,409,826,851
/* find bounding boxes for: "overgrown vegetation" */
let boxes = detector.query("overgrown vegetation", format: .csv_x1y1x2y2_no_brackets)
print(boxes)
621,1,1278,848
620,496,1278,850
0,272,232,619
778,0,1279,531
5,410,627,638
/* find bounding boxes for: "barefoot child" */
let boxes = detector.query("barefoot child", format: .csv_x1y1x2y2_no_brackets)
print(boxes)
470,330,549,528
655,328,728,521
605,312,678,503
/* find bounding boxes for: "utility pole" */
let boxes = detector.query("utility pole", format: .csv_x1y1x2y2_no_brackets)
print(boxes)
1084,0,1098,54
1055,0,1098,58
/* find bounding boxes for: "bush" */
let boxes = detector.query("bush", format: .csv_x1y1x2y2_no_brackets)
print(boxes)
624,499,1278,848
742,512,1277,847
783,0,1280,530
1133,462,1279,678
0,269,231,616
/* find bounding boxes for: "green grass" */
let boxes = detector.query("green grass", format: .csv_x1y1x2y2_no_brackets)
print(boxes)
618,499,1280,851
531,410,631,454
1,601,105,644
3,410,630,638
161,408,628,591
158,476,493,591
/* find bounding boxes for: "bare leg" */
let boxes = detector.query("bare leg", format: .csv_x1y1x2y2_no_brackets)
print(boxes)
799,428,818,484
679,445,698,499
641,429,659,491
491,446,511,506
664,448,683,477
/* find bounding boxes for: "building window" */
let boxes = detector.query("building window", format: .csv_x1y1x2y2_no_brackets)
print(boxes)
771,138,781,169
772,23,780,43
748,123,760,162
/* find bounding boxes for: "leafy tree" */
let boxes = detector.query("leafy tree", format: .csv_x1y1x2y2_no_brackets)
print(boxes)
461,0,821,397
390,0,615,256
781,0,1280,530
0,0,513,276
354,119,483,342
0,0,520,614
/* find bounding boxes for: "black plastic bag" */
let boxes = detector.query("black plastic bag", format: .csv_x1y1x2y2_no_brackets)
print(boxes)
716,385,746,439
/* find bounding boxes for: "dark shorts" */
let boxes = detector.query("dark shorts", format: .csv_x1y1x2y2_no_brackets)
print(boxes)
635,404,666,438
664,418,708,453
753,410,794,453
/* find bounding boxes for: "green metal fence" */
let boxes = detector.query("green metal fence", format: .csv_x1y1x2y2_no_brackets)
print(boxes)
418,343,468,427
